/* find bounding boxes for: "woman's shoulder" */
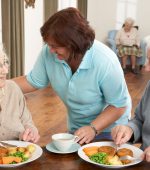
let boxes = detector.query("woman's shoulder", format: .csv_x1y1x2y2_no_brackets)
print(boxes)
91,40,119,64
5,80,23,94
131,27,138,33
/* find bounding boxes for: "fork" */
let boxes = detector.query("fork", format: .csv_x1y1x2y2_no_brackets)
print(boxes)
119,155,142,162
0,141,17,147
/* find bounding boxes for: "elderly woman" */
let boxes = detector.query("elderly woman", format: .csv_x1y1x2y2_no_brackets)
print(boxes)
0,46,40,143
115,17,142,74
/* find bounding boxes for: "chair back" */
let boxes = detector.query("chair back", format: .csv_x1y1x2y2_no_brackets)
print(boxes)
108,30,118,40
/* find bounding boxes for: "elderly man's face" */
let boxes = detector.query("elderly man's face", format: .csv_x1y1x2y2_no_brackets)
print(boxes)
0,56,9,88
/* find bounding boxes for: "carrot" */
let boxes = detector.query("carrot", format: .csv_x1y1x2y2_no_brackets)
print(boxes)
0,158,3,164
2,156,22,164
83,146,99,157
83,146,99,152
13,157,22,163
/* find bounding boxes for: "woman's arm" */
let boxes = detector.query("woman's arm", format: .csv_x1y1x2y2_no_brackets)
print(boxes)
91,105,126,132
13,76,37,94
17,88,40,143
75,105,126,145
134,28,140,47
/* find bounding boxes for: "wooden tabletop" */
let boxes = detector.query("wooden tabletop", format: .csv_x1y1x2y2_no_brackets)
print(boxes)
2,146,149,170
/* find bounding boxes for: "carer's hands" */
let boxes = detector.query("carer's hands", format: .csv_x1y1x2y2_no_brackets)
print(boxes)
74,126,96,145
19,128,40,143
111,125,133,145
141,146,150,162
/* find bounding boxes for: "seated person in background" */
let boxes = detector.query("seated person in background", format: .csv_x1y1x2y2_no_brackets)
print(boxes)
145,42,150,71
0,46,40,143
115,17,142,74
111,53,150,162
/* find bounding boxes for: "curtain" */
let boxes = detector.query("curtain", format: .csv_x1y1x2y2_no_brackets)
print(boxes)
78,0,87,18
1,0,24,78
43,0,58,22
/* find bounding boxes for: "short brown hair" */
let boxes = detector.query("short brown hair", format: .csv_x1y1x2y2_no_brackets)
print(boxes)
40,7,95,57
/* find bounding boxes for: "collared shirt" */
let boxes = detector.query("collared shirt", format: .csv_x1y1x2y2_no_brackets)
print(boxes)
27,40,131,132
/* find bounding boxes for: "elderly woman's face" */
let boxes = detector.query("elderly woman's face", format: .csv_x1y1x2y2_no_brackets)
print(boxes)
0,56,9,88
124,22,133,32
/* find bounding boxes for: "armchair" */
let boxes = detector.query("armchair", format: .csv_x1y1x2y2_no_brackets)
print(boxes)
106,29,147,67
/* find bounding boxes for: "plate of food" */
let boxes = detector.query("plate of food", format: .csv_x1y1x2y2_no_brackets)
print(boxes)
78,141,143,168
0,140,43,168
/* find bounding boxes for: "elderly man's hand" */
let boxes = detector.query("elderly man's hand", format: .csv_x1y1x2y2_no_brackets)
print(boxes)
141,146,150,162
111,125,133,145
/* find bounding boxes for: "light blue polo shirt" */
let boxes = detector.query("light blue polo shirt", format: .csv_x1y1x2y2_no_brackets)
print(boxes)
27,40,131,133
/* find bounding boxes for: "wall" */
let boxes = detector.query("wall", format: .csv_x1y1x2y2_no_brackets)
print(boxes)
87,0,150,42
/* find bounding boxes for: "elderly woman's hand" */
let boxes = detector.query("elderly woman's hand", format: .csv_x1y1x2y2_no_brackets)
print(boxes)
19,128,40,143
133,44,139,48
74,126,96,145
141,146,150,162
111,125,133,145
117,44,122,49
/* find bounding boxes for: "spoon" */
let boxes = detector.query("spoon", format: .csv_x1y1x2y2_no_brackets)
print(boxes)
119,155,142,162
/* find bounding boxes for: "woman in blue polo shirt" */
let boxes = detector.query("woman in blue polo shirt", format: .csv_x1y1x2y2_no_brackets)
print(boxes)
14,7,131,145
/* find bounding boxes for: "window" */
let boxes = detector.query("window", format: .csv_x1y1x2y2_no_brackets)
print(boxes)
24,0,43,74
58,0,77,10
116,0,137,29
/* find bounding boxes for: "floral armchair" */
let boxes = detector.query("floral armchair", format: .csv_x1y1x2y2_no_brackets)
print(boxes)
106,29,147,67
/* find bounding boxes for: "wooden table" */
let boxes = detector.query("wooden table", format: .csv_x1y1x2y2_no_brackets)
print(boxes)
2,146,150,170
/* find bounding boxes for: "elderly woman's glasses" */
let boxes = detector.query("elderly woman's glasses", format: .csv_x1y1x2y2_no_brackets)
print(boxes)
0,56,9,74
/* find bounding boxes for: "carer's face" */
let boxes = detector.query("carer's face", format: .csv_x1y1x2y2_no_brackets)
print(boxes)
47,38,70,61
0,56,9,88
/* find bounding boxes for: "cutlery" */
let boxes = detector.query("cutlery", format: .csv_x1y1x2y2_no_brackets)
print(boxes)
119,155,142,162
0,141,17,147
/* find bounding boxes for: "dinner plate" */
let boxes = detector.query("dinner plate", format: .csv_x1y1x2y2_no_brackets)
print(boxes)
78,141,143,169
0,140,43,168
46,142,81,154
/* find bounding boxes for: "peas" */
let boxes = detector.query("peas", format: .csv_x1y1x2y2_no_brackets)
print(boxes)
89,152,109,165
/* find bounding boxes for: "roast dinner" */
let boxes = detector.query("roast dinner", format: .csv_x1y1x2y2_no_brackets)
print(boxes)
0,144,36,164
83,145,134,165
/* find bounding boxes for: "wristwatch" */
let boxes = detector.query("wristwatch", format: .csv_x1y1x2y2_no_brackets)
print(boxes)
90,123,98,136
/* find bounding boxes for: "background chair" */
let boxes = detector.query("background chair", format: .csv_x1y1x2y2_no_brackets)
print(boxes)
106,29,147,68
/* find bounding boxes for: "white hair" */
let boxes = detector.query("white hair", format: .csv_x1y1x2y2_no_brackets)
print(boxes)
0,44,8,60
124,17,135,26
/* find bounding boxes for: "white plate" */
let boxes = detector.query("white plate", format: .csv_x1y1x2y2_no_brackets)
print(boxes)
78,141,143,169
0,140,43,168
46,142,81,154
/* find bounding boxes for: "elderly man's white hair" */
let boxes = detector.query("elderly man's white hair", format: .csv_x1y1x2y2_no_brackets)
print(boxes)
124,17,135,26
